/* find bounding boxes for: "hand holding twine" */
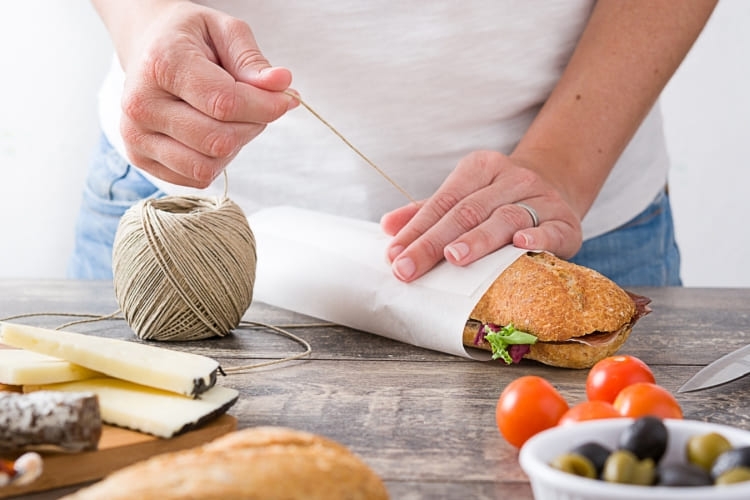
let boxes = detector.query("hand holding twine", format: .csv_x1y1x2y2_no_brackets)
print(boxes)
112,195,257,341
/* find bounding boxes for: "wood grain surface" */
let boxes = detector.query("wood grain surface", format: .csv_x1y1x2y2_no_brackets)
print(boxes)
0,415,237,499
2,281,750,499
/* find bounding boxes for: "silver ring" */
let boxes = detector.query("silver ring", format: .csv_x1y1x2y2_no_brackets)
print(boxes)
514,202,539,228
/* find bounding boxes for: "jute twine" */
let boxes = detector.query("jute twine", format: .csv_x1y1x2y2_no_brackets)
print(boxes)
112,194,256,341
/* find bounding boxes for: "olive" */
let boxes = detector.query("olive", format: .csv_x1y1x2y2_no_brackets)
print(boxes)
569,442,611,476
550,453,597,479
686,432,732,471
602,449,655,485
715,466,750,485
618,416,668,463
711,446,750,479
657,462,713,487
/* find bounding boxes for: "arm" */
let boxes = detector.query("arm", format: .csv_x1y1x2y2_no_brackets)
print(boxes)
382,0,717,282
512,0,718,219
91,0,297,187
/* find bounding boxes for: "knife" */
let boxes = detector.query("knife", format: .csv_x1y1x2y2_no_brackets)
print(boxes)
678,343,750,393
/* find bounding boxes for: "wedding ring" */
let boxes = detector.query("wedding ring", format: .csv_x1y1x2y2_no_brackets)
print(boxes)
514,202,539,228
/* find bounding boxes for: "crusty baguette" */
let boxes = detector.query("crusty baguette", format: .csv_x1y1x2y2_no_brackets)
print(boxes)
464,252,639,368
469,252,635,341
62,426,389,500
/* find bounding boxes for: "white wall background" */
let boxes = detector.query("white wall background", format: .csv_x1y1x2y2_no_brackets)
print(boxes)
0,2,748,286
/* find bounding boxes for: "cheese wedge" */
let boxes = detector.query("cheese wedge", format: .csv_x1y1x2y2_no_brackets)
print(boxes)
0,322,219,397
0,348,102,385
26,377,239,438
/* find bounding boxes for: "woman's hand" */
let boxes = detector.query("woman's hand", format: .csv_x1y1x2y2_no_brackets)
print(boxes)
381,150,582,282
93,0,297,187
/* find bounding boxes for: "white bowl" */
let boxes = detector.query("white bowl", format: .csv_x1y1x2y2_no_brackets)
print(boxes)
519,418,750,500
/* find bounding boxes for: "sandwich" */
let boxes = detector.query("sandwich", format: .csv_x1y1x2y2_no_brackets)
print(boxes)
462,252,651,369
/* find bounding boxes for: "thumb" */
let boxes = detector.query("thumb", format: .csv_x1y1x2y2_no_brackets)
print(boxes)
213,20,292,91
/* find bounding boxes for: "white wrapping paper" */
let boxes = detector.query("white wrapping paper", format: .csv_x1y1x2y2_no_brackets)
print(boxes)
248,206,526,360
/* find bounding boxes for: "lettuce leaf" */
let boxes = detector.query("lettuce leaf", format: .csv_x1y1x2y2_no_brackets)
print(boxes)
483,323,537,364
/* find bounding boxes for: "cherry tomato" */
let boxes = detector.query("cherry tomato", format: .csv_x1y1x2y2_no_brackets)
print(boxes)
496,376,569,448
557,400,621,426
613,382,683,419
586,355,655,403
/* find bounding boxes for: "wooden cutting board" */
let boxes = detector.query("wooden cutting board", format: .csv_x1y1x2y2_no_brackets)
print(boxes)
0,414,237,498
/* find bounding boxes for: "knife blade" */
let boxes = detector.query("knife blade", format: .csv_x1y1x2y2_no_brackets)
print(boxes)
678,343,750,393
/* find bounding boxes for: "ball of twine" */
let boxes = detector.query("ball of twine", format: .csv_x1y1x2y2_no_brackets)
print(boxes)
112,195,257,341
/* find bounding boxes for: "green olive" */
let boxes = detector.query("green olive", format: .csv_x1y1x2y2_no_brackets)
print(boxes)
632,458,657,486
716,466,750,485
602,450,656,485
686,432,732,471
603,450,634,483
550,453,597,479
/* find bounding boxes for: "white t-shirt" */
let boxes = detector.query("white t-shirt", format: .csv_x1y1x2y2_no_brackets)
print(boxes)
98,0,670,239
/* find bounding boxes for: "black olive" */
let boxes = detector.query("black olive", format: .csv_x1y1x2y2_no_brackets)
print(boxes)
657,462,713,487
570,442,611,477
711,446,750,479
618,416,668,463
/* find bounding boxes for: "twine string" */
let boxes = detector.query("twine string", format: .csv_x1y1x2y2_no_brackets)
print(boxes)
0,312,317,374
1,91,414,372
285,90,417,204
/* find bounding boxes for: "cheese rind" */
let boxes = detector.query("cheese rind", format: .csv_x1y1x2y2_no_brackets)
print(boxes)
0,348,101,385
26,378,239,438
0,323,218,397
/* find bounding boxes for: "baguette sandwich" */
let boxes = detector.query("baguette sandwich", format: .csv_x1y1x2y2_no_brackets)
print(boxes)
463,252,651,369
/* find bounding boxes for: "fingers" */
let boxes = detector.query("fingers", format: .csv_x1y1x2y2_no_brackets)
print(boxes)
380,204,421,237
383,151,583,282
119,5,297,186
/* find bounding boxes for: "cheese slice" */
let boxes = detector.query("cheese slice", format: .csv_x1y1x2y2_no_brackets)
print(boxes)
0,322,219,397
26,377,239,438
0,348,102,385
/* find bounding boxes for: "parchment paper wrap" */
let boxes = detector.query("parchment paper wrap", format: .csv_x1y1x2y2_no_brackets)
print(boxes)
248,206,526,360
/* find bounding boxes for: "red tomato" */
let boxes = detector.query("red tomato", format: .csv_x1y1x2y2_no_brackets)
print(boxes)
496,376,569,448
613,382,683,419
586,355,655,403
557,400,621,426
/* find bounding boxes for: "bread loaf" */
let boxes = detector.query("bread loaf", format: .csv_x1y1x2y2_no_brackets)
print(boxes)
62,426,389,500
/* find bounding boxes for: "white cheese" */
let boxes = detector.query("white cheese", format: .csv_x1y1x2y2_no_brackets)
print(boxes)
26,378,239,438
0,322,219,397
0,348,101,385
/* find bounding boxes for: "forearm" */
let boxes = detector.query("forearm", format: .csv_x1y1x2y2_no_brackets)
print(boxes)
91,0,189,67
511,0,717,218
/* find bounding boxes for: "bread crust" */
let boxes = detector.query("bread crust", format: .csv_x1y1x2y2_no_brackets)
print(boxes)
62,426,389,500
523,325,633,369
468,252,635,342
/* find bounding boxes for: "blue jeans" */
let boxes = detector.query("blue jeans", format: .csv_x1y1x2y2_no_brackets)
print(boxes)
570,188,682,287
69,133,682,286
68,134,164,279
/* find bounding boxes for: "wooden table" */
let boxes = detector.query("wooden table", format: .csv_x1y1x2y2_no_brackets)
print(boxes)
3,281,750,499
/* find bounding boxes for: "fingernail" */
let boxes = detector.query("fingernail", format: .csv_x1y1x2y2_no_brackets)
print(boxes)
392,256,416,281
445,242,470,262
516,232,535,248
387,245,405,263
